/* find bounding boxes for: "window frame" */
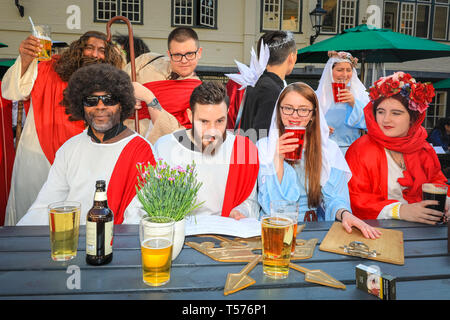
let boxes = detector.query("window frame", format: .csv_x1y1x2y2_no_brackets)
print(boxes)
383,0,450,41
320,0,359,35
425,90,447,131
432,4,449,40
94,0,144,25
171,0,218,29
260,0,303,34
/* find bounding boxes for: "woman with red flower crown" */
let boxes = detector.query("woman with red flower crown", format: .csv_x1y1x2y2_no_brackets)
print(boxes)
345,72,449,224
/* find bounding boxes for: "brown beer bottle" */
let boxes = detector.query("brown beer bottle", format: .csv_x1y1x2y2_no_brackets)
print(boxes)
86,180,114,265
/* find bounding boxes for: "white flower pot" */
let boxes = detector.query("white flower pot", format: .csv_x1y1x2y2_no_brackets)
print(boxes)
172,218,185,261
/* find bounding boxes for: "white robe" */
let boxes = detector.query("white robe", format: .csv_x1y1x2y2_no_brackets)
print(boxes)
17,130,152,226
2,57,76,225
154,130,259,218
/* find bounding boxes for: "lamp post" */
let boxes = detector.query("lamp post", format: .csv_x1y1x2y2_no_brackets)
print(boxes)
309,0,327,45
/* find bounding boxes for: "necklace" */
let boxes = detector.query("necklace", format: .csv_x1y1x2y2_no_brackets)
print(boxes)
387,149,406,170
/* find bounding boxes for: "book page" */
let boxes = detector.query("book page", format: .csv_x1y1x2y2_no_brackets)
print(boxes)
185,215,261,238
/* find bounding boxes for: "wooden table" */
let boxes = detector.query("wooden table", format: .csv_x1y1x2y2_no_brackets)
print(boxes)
0,220,448,301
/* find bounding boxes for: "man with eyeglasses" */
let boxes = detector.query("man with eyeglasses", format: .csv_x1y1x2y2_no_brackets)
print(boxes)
17,64,156,226
124,27,202,144
2,31,124,226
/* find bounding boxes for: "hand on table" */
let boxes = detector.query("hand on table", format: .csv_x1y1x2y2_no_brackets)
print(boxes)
229,210,246,220
341,211,382,240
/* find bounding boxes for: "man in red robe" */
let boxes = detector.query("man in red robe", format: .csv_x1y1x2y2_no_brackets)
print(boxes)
17,64,155,225
154,81,260,219
124,27,202,144
0,82,14,226
1,31,124,225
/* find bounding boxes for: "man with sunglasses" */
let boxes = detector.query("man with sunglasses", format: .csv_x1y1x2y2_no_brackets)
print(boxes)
124,27,202,144
17,64,156,226
2,31,124,225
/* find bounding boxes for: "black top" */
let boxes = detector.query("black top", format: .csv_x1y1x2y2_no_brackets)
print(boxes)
238,71,284,142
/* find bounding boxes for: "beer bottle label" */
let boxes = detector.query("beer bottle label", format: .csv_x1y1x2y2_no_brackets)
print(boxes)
94,191,107,202
86,220,97,255
104,220,113,255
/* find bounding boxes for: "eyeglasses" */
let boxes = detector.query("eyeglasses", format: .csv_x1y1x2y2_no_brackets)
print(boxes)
169,49,199,62
83,94,119,107
280,106,314,117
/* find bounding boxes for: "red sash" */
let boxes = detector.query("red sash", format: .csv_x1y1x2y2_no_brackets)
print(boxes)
221,135,259,217
226,79,245,129
31,58,85,164
142,79,202,128
0,82,15,225
107,136,156,224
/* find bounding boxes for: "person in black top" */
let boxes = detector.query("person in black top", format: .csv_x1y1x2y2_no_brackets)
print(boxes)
238,31,297,142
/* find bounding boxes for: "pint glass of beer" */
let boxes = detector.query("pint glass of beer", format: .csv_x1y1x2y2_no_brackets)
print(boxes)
32,24,52,61
270,201,300,254
284,126,306,161
261,209,295,279
48,201,81,261
139,216,175,286
422,183,448,224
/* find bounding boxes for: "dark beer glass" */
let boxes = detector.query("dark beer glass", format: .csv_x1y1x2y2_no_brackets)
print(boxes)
422,183,448,224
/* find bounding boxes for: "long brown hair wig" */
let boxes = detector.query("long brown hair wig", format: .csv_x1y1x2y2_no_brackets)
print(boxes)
53,31,123,82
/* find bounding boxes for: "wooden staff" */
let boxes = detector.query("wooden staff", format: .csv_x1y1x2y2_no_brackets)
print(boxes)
106,16,140,134
15,101,23,150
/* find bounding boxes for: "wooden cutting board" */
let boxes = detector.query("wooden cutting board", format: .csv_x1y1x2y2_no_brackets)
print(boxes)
319,222,404,265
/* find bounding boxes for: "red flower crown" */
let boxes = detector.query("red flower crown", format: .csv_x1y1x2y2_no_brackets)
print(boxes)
368,72,435,113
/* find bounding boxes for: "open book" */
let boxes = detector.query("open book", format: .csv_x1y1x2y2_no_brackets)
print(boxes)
185,215,261,238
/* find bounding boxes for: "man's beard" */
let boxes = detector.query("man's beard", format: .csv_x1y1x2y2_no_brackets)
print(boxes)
79,55,105,68
191,121,226,156
85,109,121,133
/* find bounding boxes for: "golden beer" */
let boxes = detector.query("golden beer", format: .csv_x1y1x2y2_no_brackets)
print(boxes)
261,216,295,279
37,37,52,61
141,238,173,286
48,203,80,261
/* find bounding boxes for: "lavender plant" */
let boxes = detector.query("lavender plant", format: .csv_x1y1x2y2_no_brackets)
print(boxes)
136,159,204,221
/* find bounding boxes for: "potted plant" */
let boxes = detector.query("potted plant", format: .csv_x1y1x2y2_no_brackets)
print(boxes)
136,158,204,260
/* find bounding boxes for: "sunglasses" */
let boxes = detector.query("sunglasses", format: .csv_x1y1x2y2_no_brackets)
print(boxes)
83,94,119,107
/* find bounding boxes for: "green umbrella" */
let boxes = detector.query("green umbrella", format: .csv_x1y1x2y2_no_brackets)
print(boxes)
0,43,7,48
0,59,15,67
434,78,450,89
297,24,450,80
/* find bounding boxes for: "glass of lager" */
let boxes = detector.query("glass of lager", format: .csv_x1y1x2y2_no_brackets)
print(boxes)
48,201,81,261
262,203,296,279
422,183,448,224
270,201,300,254
32,24,52,61
139,216,175,286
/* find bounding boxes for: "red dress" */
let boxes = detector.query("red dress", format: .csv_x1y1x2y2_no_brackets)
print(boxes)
345,102,447,220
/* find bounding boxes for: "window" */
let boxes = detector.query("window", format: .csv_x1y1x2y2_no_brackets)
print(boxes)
425,91,447,130
322,0,357,34
94,0,143,24
433,5,449,39
383,1,450,40
261,0,302,33
172,0,217,29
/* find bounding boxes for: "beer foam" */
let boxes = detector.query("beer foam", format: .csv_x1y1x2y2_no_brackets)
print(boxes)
422,183,447,194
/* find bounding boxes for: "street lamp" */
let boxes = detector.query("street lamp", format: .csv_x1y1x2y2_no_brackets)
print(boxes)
309,0,327,45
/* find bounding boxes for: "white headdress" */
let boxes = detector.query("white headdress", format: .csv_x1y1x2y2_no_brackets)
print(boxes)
315,51,370,115
225,41,270,89
259,82,351,186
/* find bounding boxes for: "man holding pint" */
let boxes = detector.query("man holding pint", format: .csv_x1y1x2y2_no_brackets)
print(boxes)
17,64,156,226
2,31,124,225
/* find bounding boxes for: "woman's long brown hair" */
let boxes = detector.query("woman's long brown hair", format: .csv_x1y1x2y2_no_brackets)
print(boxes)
276,83,322,208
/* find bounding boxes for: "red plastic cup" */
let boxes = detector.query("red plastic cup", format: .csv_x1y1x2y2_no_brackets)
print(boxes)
332,82,346,103
284,126,306,161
